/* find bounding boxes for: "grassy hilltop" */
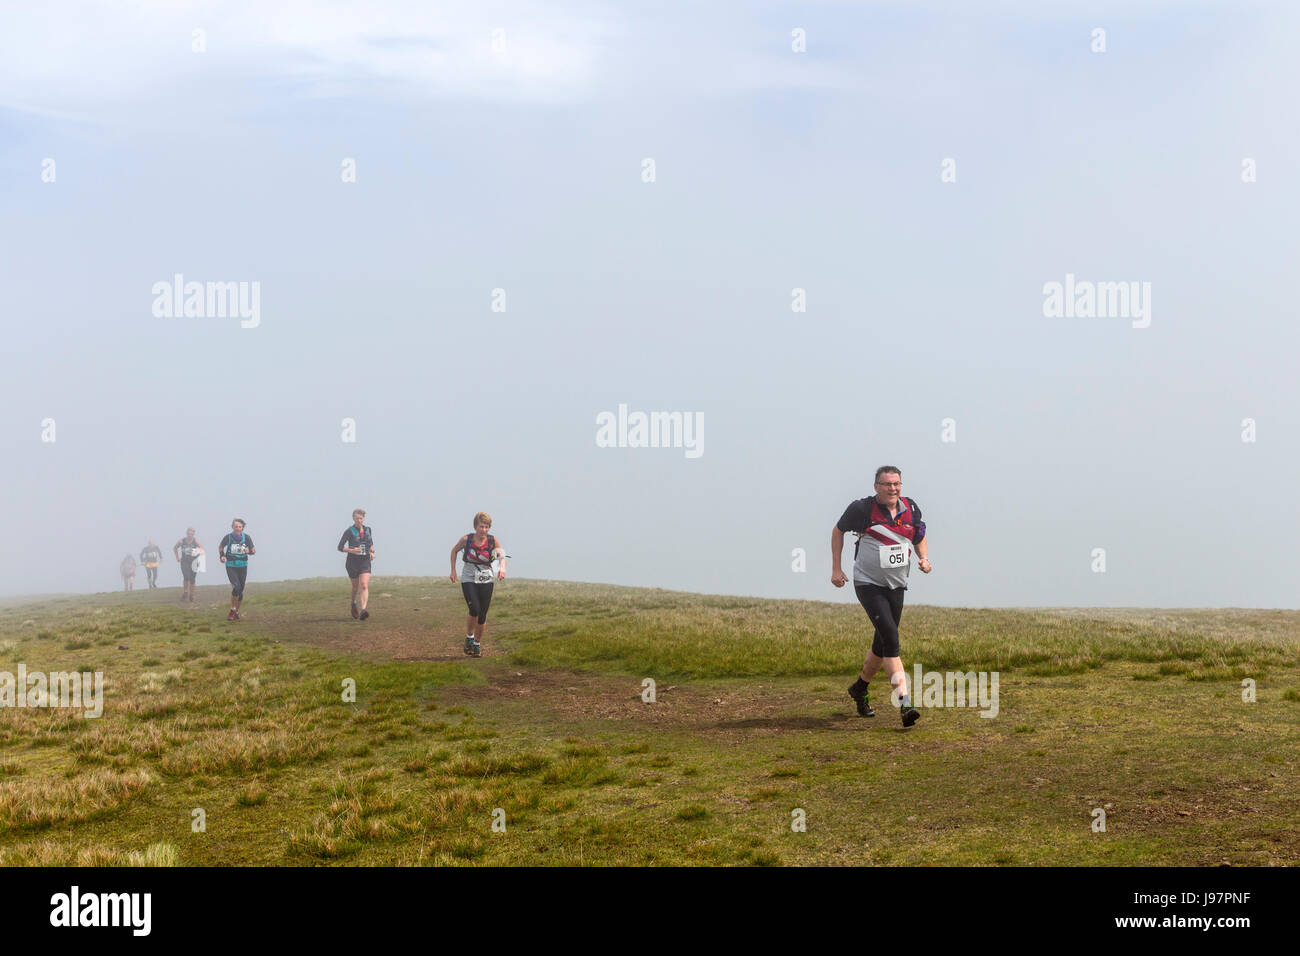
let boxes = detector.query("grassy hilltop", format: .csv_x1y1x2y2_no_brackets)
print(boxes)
0,577,1297,866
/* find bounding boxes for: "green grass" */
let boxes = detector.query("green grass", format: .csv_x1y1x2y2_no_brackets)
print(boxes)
0,578,1296,866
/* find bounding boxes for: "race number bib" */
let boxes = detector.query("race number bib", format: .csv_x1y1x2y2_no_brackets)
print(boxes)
472,565,493,584
355,544,368,557
229,543,247,556
879,544,910,569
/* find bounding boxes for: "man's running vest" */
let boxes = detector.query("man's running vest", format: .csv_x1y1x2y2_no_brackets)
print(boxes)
853,496,921,557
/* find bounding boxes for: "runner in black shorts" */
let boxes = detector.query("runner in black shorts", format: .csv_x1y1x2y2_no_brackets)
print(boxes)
450,512,506,658
218,517,255,622
830,466,932,727
140,540,163,588
173,528,204,603
338,508,375,620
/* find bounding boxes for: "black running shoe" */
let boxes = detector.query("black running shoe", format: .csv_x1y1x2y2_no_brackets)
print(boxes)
359,609,369,621
848,682,875,717
901,705,920,727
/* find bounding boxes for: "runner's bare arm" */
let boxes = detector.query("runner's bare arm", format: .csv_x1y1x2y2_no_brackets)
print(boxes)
830,527,848,586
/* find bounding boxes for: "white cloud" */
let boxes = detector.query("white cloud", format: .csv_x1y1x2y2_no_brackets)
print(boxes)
0,0,623,124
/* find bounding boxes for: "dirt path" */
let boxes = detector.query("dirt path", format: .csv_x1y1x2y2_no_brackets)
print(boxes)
233,586,879,738
435,665,873,737
242,591,506,663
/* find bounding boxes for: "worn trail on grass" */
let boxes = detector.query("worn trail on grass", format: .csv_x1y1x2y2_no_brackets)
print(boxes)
237,581,872,736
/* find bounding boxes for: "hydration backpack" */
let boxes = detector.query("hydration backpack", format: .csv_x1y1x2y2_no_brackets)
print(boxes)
853,496,918,559
464,534,496,566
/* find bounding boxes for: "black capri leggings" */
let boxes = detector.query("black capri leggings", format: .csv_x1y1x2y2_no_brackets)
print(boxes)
227,565,248,599
855,583,905,658
461,581,494,625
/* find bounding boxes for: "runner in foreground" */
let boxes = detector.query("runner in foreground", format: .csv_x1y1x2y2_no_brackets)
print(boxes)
173,527,204,603
218,518,256,621
139,540,163,589
338,508,375,620
831,465,931,727
119,554,137,591
450,512,506,657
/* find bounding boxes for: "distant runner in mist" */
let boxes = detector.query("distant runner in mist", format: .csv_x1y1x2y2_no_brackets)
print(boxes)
173,527,204,604
831,465,932,727
338,508,375,621
139,540,163,589
218,518,256,622
450,512,506,658
119,554,137,591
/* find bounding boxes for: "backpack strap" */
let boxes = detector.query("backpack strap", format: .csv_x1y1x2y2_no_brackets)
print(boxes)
465,533,492,565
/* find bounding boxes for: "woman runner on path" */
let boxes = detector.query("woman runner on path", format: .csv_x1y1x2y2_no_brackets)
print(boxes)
338,508,376,620
218,518,256,621
449,512,506,658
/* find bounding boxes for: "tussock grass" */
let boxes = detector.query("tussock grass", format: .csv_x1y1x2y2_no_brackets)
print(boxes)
71,722,173,760
542,755,616,787
0,840,179,866
159,725,332,775
0,769,152,830
446,751,552,778
235,782,268,807
288,770,424,860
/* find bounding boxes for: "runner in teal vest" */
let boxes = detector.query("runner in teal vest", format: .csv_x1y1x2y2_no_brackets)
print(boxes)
218,517,256,621
338,508,376,620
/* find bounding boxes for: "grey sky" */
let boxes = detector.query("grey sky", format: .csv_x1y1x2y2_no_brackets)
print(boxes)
2,1,1297,607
